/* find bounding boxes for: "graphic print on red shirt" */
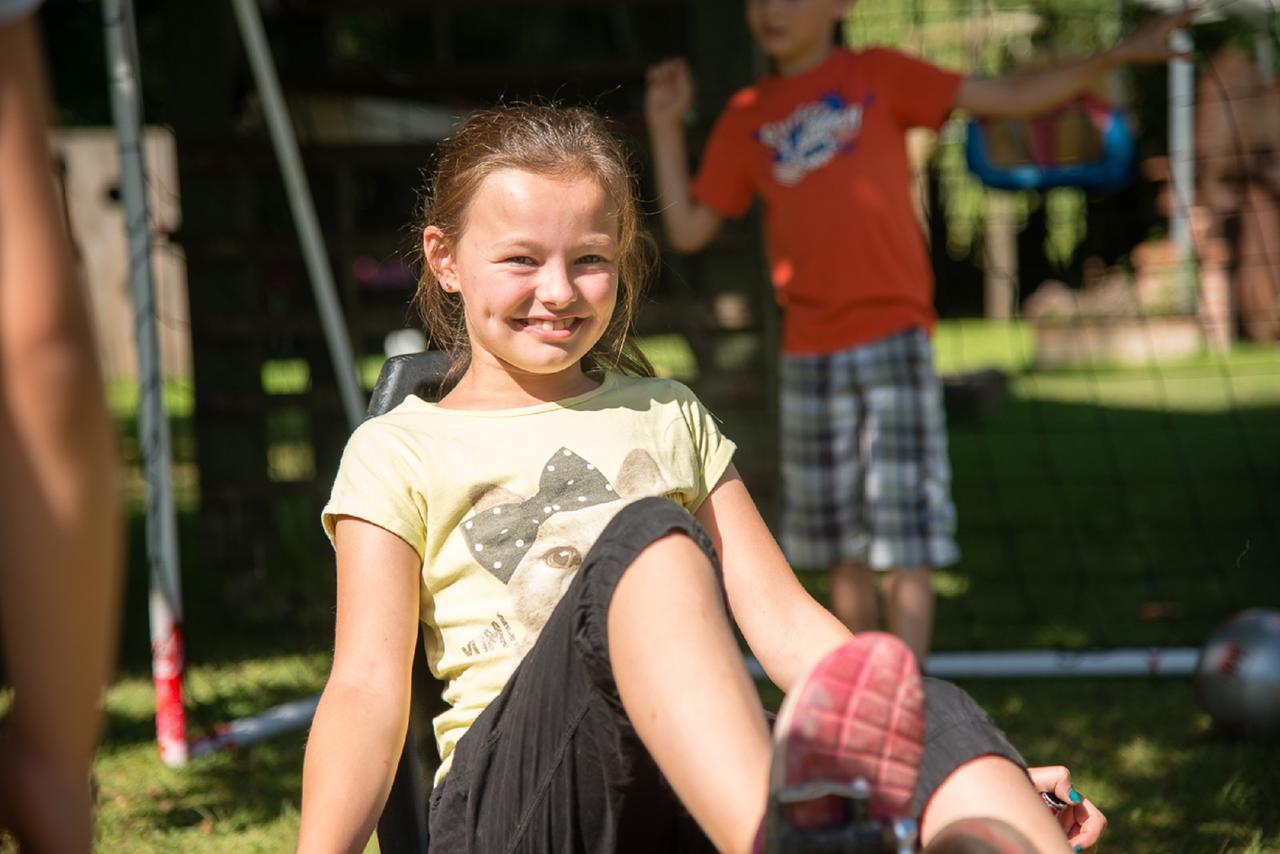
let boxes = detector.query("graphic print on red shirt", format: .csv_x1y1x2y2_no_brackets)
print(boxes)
692,49,963,355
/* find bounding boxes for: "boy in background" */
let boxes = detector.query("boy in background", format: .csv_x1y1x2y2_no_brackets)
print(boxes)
645,0,1191,660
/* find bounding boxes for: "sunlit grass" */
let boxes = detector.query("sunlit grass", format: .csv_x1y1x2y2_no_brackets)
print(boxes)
85,654,388,853
637,332,700,381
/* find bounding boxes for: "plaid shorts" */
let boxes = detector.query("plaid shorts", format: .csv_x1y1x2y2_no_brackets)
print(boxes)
780,327,958,571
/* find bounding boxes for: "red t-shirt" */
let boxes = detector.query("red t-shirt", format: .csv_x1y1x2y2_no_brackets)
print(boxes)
691,48,963,354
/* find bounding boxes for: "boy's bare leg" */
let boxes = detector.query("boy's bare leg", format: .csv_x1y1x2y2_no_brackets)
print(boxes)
609,533,771,854
882,566,934,661
921,757,1072,853
828,560,878,633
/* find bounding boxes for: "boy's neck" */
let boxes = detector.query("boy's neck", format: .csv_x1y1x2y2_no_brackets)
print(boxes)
772,41,838,78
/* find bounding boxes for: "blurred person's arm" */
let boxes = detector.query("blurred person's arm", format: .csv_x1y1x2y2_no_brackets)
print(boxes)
644,59,723,254
955,8,1195,119
0,8,122,852
298,517,420,854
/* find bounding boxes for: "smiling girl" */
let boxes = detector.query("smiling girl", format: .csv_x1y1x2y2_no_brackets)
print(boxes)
297,105,1101,854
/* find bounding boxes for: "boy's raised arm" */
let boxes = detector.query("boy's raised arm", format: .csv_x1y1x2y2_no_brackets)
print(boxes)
955,8,1195,119
644,58,723,254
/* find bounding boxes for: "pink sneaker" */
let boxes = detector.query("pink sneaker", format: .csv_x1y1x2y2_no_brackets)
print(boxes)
760,632,925,853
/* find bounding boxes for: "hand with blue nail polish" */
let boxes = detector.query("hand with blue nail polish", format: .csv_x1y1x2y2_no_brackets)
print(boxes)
1029,765,1108,852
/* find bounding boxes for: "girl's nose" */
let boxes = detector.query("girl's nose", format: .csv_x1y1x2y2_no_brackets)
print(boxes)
534,262,576,307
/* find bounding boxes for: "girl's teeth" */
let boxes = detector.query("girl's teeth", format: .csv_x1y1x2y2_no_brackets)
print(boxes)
541,320,556,331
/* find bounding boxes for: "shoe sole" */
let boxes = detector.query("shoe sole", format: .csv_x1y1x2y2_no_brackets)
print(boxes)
770,632,925,824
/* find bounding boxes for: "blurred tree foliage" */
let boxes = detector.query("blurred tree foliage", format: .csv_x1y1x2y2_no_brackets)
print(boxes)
844,0,1277,313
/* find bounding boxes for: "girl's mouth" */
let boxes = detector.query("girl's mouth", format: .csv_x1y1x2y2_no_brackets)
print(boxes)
516,317,582,338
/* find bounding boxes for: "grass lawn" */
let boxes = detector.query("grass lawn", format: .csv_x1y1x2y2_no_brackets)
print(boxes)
21,320,1275,852
75,660,1280,852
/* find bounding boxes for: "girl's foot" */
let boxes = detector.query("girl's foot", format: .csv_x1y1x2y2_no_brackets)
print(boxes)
760,632,925,853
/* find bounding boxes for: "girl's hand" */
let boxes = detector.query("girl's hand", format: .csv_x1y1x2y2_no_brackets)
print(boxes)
645,58,694,130
1110,7,1197,66
1027,764,1107,852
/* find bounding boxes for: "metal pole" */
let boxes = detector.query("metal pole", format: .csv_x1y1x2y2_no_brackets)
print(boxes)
229,0,365,430
1257,30,1274,85
1168,3,1196,310
103,0,189,767
744,648,1200,681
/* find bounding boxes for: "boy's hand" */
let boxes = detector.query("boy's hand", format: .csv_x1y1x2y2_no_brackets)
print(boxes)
645,58,694,129
1028,764,1107,853
1109,7,1197,66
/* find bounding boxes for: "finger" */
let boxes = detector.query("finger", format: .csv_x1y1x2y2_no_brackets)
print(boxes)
1066,797,1107,850
1032,764,1086,811
1026,764,1071,797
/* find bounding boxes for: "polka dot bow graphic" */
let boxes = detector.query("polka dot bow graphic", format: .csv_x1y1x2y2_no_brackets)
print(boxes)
462,448,617,582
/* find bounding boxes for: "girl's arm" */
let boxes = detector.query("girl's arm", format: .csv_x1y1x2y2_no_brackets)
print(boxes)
298,517,422,854
645,58,723,253
954,8,1194,119
695,465,852,693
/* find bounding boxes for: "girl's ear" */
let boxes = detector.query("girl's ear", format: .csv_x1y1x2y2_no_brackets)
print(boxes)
423,226,459,292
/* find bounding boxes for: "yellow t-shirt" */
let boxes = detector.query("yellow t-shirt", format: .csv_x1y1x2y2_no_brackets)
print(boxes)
322,373,737,780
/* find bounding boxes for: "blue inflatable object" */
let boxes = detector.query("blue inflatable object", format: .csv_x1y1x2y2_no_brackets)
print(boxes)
966,98,1136,192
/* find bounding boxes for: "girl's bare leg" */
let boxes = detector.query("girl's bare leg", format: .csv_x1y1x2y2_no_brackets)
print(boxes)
921,756,1072,853
924,817,1037,853
608,532,770,854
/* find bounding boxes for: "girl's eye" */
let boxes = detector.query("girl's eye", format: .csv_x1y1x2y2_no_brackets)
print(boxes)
577,254,610,265
504,256,536,266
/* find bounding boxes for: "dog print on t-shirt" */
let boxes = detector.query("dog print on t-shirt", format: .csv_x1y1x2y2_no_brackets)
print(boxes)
458,447,669,654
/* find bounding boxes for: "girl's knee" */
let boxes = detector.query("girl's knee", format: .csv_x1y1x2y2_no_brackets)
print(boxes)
593,498,718,576
577,498,722,619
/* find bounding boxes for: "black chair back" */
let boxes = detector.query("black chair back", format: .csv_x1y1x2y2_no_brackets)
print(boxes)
366,351,452,854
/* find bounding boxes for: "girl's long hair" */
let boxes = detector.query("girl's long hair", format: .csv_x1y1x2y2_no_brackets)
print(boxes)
413,105,656,388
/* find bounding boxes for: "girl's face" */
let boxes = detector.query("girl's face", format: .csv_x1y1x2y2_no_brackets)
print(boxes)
746,0,849,69
425,168,619,395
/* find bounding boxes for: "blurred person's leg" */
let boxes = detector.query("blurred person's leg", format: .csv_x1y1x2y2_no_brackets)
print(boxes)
0,7,123,851
781,347,883,636
828,559,878,632
864,329,956,662
883,565,934,662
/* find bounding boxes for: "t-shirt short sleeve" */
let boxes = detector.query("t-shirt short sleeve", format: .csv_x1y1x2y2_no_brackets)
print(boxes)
662,382,737,512
690,99,757,219
322,417,428,559
864,47,964,132
0,0,41,23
